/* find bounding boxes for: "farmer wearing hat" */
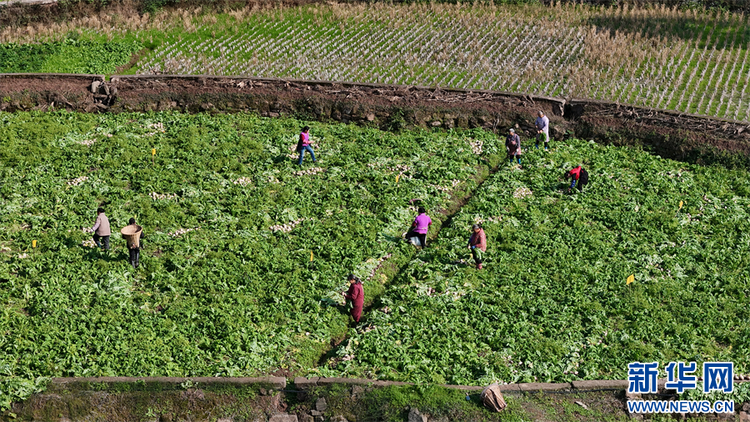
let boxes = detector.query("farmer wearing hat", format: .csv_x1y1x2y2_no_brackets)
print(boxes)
91,207,111,250
467,224,487,270
535,111,550,150
506,128,522,166
565,165,589,192
342,274,364,323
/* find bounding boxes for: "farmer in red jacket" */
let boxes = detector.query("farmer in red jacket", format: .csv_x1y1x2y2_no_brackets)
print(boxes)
565,165,589,192
343,274,364,323
467,224,487,270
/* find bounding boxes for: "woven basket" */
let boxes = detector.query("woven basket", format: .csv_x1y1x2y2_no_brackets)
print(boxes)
480,383,507,412
120,224,142,249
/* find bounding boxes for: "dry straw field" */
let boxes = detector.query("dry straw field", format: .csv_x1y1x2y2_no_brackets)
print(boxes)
2,1,749,121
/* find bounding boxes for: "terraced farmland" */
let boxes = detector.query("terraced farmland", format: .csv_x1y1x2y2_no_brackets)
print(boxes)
1,3,748,121
134,3,750,121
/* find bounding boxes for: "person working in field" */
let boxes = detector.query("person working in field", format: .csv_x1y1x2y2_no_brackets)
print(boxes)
467,224,487,270
122,218,145,269
91,207,111,250
505,128,522,167
565,165,589,192
343,274,364,324
409,207,432,249
296,126,317,166
535,111,550,150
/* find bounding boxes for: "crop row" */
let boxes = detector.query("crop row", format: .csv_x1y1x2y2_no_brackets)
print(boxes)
134,3,750,121
138,5,587,97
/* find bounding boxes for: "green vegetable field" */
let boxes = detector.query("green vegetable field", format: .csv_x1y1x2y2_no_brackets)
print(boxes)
0,111,499,408
1,111,749,409
0,39,142,74
333,139,750,386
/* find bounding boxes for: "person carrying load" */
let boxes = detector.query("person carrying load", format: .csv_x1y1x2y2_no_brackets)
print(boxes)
121,218,144,269
467,224,487,270
565,165,589,192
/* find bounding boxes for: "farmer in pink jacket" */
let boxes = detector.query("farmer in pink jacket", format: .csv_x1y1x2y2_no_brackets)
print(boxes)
343,274,364,323
410,207,432,249
297,126,317,166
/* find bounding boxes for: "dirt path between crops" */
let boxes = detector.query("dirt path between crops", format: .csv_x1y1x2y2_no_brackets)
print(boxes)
315,159,502,369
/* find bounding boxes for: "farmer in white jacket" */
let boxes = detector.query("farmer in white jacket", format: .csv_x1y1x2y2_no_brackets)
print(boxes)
535,111,550,150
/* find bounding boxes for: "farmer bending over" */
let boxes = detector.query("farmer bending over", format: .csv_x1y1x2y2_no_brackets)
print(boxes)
297,126,317,166
467,224,487,270
91,207,111,250
565,165,589,192
506,128,521,167
343,274,364,324
535,111,550,150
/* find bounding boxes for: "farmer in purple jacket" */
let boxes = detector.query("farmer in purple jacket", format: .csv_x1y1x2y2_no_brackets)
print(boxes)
411,207,432,248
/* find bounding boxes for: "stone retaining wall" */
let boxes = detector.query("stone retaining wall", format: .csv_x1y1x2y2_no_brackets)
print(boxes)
8,376,748,422
43,375,636,394
51,375,287,389
292,376,704,393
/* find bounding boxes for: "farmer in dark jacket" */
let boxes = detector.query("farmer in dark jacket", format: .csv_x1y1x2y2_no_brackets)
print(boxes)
565,165,589,192
343,274,364,323
467,224,487,270
506,128,521,166
123,218,145,269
